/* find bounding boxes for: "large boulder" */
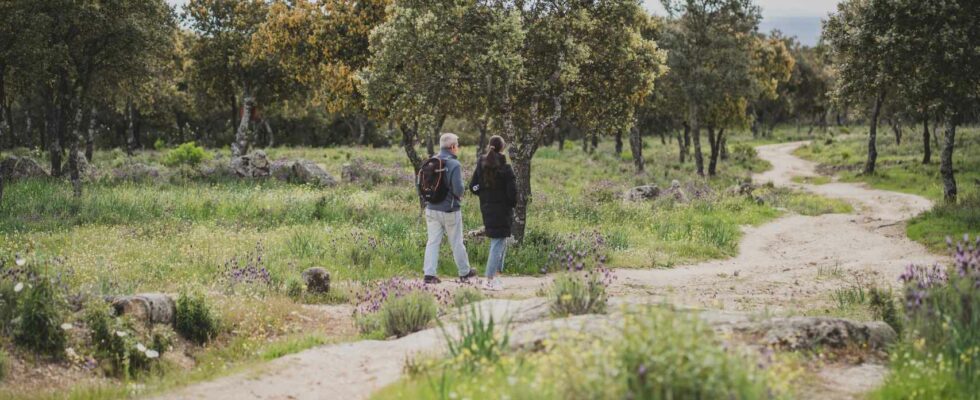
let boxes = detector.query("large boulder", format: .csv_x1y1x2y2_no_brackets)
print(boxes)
623,185,660,202
110,293,176,325
746,317,897,350
1,156,49,180
292,159,336,187
231,150,271,178
301,267,331,294
270,160,295,181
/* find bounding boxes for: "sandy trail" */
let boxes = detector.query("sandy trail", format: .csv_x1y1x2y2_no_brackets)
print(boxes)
154,141,939,400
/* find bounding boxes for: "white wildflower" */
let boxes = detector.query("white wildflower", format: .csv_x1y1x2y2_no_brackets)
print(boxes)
61,323,74,330
145,350,160,359
13,282,23,292
15,255,26,267
116,331,128,337
136,343,147,352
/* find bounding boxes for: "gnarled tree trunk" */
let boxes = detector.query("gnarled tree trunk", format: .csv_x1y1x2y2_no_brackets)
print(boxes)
629,126,643,173
689,104,704,176
614,130,623,156
921,118,931,164
400,122,422,172
940,121,956,202
46,99,63,177
232,88,253,158
475,118,489,158
863,90,885,175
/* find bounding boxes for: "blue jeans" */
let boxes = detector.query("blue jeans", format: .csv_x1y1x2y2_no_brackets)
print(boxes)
423,209,472,277
486,237,508,278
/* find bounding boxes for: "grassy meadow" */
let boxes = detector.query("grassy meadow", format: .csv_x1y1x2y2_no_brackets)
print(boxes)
793,125,980,251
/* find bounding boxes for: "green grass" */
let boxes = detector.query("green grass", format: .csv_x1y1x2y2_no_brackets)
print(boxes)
793,126,980,251
791,175,832,185
374,306,797,400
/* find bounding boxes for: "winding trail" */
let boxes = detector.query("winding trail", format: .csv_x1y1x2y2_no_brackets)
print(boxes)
154,141,940,400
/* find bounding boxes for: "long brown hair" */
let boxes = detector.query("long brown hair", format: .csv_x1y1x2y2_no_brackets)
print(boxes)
481,135,507,188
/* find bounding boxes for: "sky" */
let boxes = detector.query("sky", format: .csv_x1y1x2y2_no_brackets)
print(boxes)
166,0,838,45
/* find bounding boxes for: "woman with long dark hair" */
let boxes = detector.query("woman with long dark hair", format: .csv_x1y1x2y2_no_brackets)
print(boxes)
468,135,516,291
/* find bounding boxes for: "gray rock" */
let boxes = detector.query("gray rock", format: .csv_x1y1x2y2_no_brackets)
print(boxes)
110,293,176,325
0,156,49,180
270,160,295,181
623,185,660,202
465,227,486,239
292,160,336,186
231,150,271,178
746,316,897,350
727,181,756,196
301,267,331,294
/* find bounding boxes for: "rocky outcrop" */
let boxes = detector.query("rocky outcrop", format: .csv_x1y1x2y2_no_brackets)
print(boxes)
231,150,271,178
740,316,897,350
301,268,331,294
292,160,337,187
110,293,176,325
270,160,295,181
623,185,660,202
1,156,49,180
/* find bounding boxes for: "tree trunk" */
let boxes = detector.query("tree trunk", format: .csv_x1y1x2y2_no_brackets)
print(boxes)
940,122,956,202
265,118,275,147
557,127,565,151
126,100,138,156
232,88,253,158
922,117,931,164
689,104,704,176
510,144,536,243
683,123,691,157
707,127,719,177
891,120,902,145
229,94,237,138
590,133,598,154
676,130,685,163
581,131,588,153
719,130,728,161
475,118,489,158
614,131,623,156
400,122,423,172
46,99,63,176
85,106,96,161
68,106,85,198
629,126,643,173
863,90,885,175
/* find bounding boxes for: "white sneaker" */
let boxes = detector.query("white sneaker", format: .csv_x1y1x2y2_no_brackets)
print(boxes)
482,276,505,291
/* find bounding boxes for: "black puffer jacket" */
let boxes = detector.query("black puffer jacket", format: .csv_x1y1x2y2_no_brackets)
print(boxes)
468,159,517,238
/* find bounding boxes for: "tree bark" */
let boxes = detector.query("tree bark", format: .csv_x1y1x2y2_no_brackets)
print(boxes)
614,130,623,156
890,121,902,145
400,122,422,172
629,126,643,173
689,104,704,176
475,118,489,158
69,106,85,197
707,126,721,177
126,100,138,156
676,130,685,163
590,133,598,154
264,118,275,148
863,90,885,175
921,117,931,164
232,88,253,158
557,126,565,151
46,99,63,177
86,106,96,161
719,130,728,161
683,122,691,157
940,121,956,202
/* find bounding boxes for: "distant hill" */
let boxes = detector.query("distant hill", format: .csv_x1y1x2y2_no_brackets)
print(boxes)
759,16,825,46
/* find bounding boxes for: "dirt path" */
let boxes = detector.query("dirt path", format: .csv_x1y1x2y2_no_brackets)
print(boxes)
154,141,939,400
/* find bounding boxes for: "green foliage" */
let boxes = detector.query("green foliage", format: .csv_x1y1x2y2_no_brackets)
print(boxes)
549,271,609,317
12,268,67,357
440,306,509,372
868,287,902,336
163,142,212,167
754,186,853,216
0,348,7,381
154,138,168,151
175,292,220,345
355,312,384,339
84,301,161,378
285,278,304,301
380,291,437,338
451,287,483,309
376,307,782,400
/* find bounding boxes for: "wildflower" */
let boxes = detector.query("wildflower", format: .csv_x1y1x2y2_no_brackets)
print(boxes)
145,350,160,359
60,323,74,330
137,343,147,352
15,255,26,267
116,330,128,337
14,282,24,292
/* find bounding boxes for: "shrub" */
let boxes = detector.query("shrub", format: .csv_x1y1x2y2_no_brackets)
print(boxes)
451,287,483,308
285,277,304,301
549,267,612,317
441,305,509,372
85,301,161,378
163,141,212,167
12,269,67,357
153,138,167,151
175,292,220,345
868,287,902,336
380,291,437,338
0,348,7,381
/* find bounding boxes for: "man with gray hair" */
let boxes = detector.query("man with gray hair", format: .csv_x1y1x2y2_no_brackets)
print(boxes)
420,133,475,284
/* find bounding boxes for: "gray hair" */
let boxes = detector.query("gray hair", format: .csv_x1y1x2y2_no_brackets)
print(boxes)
439,133,459,149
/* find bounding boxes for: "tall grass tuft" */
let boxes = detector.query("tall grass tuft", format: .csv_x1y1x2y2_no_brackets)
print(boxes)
549,267,613,317
175,292,220,345
440,305,509,372
12,264,67,357
380,291,438,338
